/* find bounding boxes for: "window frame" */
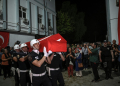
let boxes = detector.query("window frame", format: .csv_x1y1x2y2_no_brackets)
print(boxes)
38,14,42,24
48,18,51,27
19,6,27,19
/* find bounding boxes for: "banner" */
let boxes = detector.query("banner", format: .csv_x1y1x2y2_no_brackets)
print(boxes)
118,0,120,45
0,32,9,51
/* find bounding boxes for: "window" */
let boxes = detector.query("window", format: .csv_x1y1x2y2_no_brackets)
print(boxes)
19,6,27,18
48,18,51,26
38,14,42,24
116,0,119,7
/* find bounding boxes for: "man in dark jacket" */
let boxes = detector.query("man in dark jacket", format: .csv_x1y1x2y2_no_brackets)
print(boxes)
99,40,114,80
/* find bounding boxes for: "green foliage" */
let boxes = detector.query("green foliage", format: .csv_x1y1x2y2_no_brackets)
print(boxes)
57,1,87,43
57,11,74,34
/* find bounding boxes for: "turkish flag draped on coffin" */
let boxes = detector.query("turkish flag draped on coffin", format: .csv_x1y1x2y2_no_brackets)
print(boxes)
118,0,120,45
0,32,9,51
26,33,67,52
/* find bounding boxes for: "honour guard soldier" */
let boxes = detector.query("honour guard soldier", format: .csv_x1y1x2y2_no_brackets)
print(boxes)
12,45,20,86
17,43,31,86
99,40,114,80
47,52,65,86
28,39,52,86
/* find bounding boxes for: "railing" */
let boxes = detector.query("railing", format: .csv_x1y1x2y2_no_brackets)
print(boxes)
0,20,52,34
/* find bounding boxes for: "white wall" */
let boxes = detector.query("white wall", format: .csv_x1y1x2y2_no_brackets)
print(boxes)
0,0,56,36
9,33,35,47
106,0,119,44
7,0,16,30
54,15,56,34
0,0,3,10
109,0,119,19
0,0,3,29
20,0,27,8
20,0,29,32
32,0,56,13
38,7,45,35
106,0,111,42
31,3,37,34
46,0,55,13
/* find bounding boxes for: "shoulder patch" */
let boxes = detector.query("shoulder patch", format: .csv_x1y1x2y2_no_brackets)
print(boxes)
35,56,39,59
17,55,20,58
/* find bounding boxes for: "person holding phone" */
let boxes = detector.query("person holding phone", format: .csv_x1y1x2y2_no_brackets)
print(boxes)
66,47,75,77
87,43,100,82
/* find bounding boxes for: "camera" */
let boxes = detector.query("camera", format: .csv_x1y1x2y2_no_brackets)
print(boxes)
15,40,21,45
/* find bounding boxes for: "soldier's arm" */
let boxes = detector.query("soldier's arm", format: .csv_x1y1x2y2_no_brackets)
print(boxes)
60,54,65,61
32,56,46,67
45,55,52,64
19,55,28,62
13,56,18,62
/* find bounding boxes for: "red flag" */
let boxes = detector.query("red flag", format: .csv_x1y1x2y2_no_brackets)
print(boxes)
26,41,33,52
38,33,67,52
26,33,67,52
118,0,120,45
0,32,9,51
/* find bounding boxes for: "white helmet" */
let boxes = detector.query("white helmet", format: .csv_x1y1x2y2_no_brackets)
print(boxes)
20,43,27,49
14,45,20,50
30,39,40,47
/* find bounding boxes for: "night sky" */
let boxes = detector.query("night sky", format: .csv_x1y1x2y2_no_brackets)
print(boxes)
55,0,107,43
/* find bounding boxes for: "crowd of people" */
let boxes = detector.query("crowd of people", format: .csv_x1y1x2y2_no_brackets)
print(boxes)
63,40,120,83
0,39,120,86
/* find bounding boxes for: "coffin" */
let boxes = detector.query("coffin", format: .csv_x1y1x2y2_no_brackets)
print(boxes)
26,33,67,52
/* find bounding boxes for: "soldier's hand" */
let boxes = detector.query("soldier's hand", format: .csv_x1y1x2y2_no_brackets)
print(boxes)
112,58,114,62
43,46,48,57
113,48,115,50
70,55,73,57
48,50,52,56
57,52,62,55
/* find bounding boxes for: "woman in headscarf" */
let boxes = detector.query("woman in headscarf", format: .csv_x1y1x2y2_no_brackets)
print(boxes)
75,49,83,77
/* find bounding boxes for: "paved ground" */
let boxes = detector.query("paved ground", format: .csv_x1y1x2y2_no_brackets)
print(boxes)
0,68,120,86
63,68,120,86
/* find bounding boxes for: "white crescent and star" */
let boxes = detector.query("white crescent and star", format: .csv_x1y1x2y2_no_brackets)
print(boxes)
0,35,4,44
57,38,61,41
